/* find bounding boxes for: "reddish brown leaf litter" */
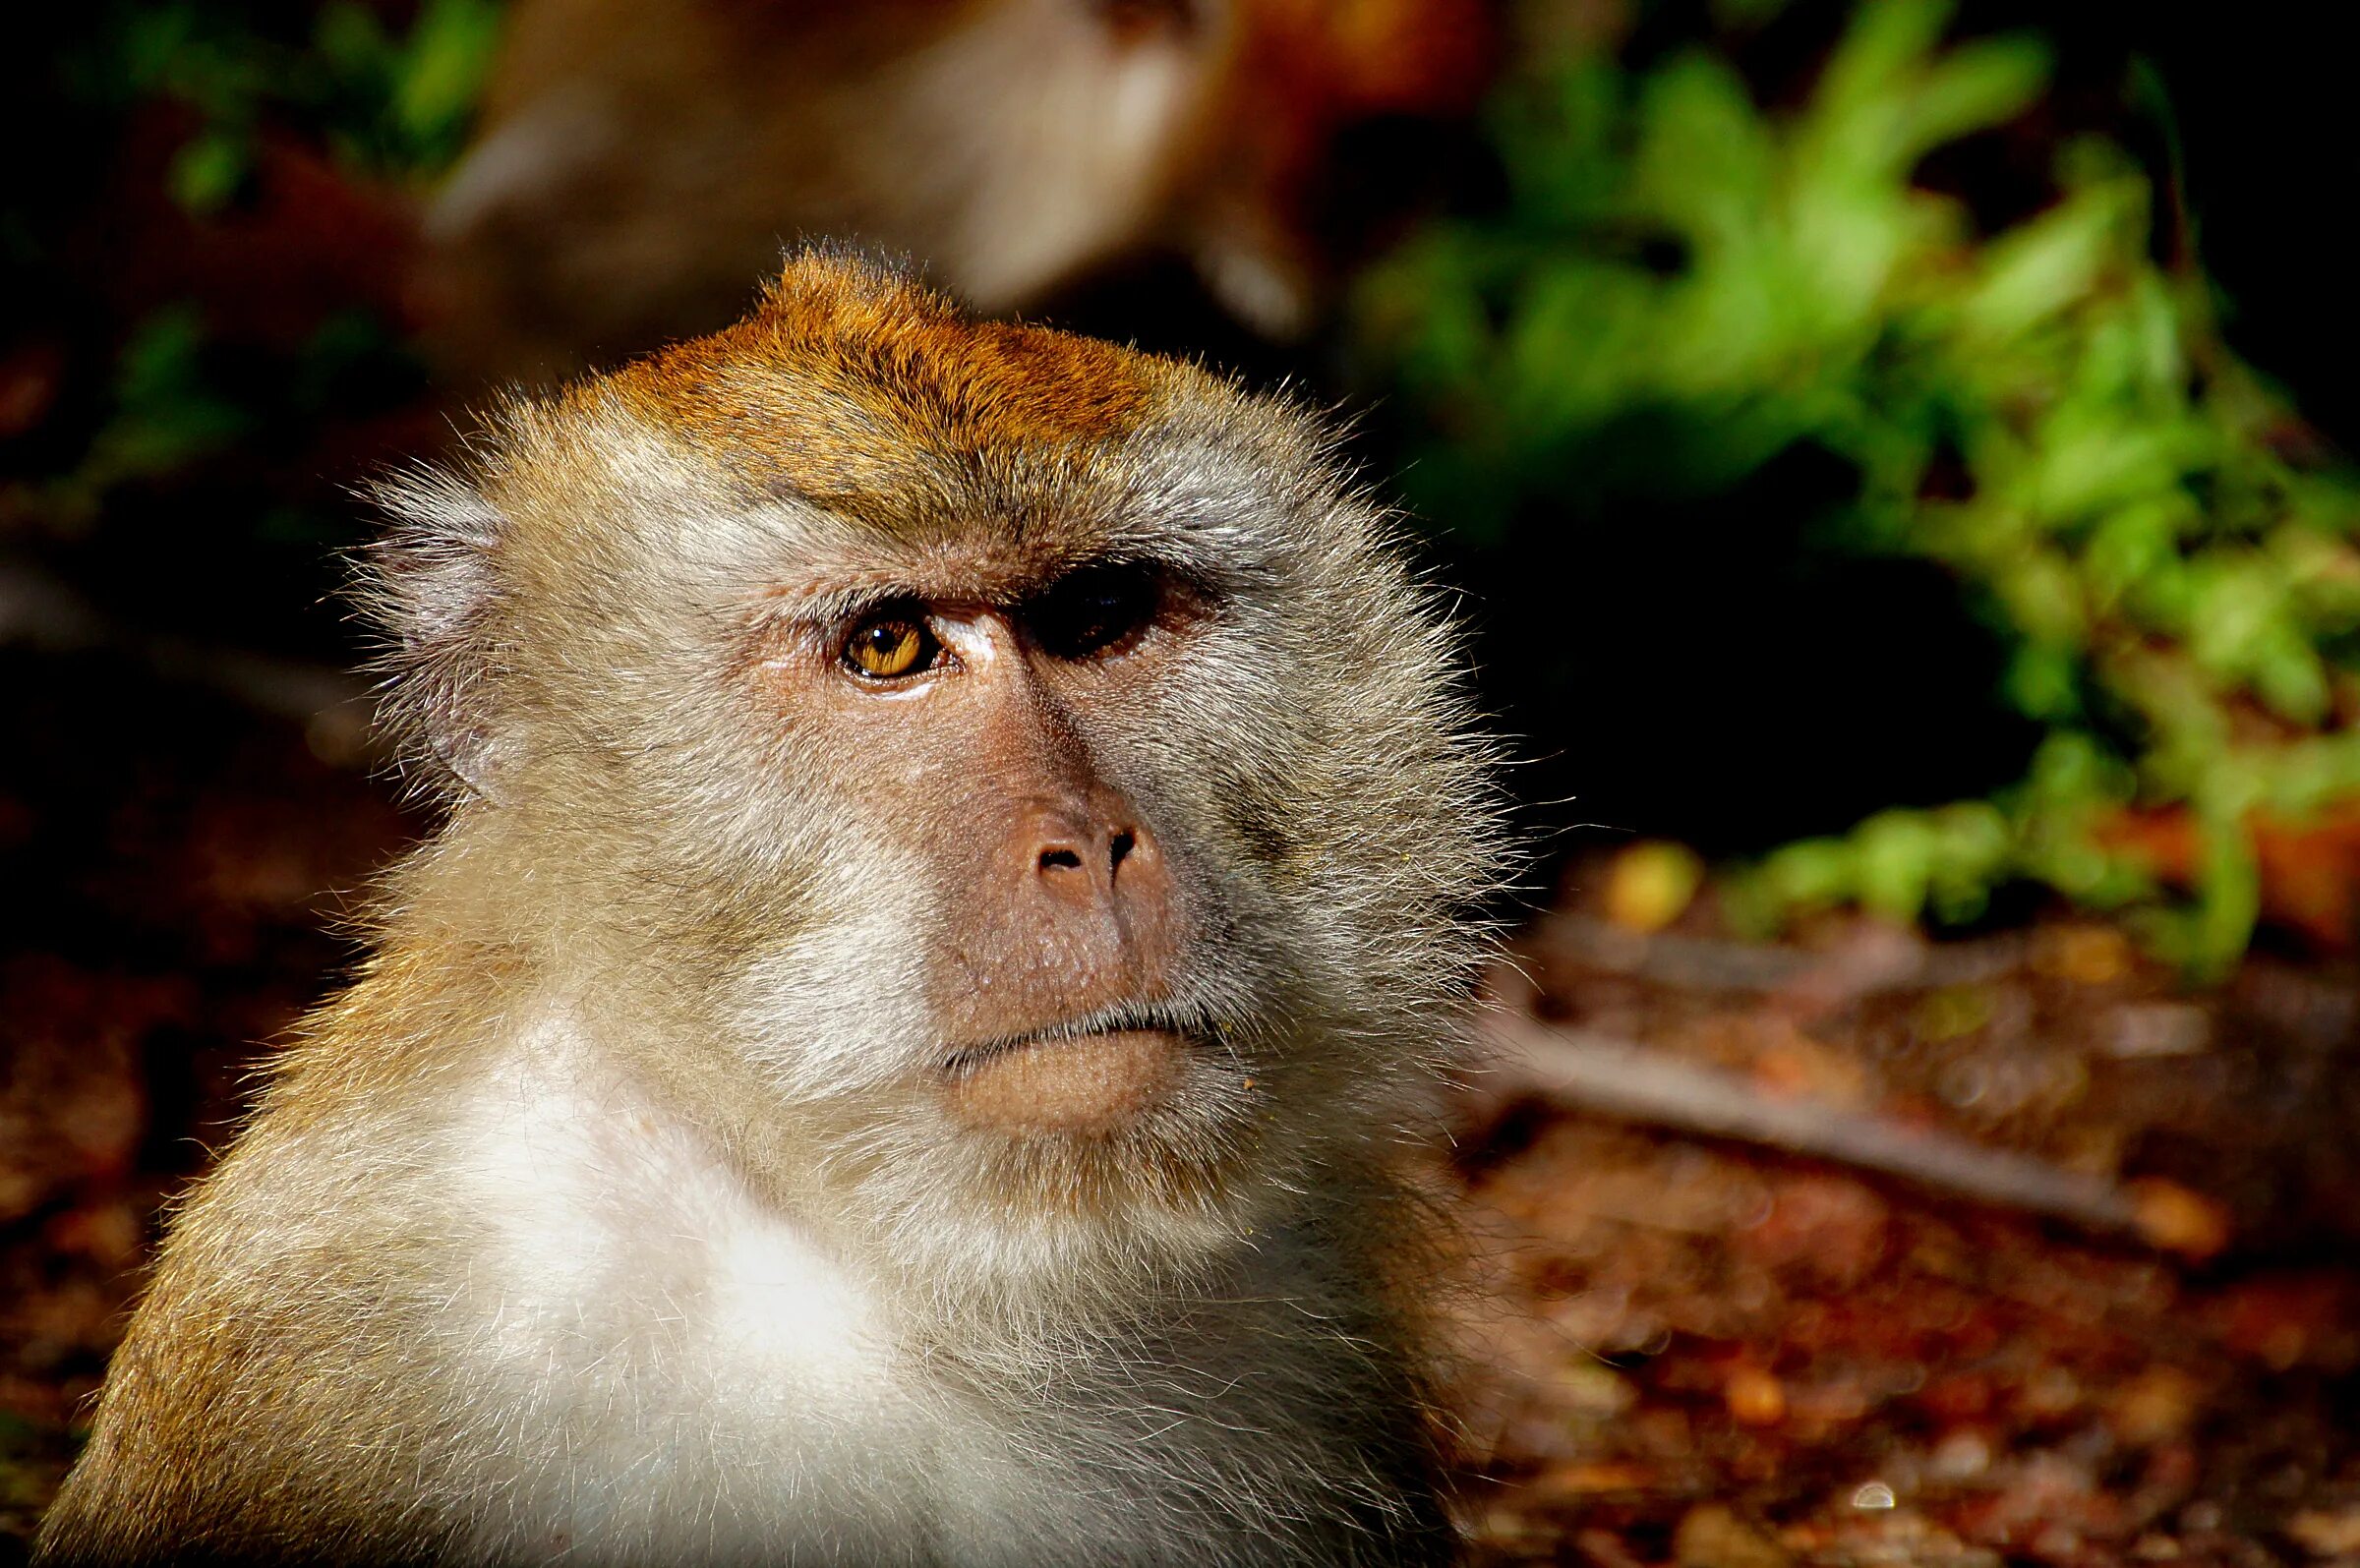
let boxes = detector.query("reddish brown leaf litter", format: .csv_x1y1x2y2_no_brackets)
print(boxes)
1448,859,2360,1566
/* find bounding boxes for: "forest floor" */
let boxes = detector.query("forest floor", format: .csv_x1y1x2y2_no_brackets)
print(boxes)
3,650,2357,1567
1453,877,2360,1565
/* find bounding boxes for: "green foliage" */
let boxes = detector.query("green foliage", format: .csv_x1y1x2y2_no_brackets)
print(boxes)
66,0,502,192
314,0,507,175
1356,0,2360,969
91,308,255,480
17,3,498,549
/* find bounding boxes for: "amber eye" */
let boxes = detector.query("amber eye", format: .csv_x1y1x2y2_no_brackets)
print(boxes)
843,614,938,679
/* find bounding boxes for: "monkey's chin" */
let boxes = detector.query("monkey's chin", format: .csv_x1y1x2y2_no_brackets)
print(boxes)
943,1028,1181,1136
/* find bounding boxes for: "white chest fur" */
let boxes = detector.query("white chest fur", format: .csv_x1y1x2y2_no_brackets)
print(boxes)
440,1029,1013,1562
398,1022,1401,1567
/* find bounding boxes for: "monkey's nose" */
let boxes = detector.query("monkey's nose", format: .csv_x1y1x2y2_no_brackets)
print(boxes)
1001,799,1186,999
1031,815,1142,897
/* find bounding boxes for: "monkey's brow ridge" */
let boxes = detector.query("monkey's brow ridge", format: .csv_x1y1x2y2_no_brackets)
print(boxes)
751,552,1179,625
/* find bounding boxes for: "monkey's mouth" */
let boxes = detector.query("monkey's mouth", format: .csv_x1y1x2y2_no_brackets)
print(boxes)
941,1004,1219,1136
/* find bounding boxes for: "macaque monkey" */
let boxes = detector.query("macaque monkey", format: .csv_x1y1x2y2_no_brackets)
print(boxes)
38,252,1504,1565
422,0,1495,381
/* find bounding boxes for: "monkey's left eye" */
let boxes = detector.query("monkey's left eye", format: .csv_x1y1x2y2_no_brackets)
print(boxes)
1028,563,1161,660
843,614,939,679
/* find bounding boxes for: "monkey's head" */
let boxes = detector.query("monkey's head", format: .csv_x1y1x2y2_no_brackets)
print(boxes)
369,253,1504,1304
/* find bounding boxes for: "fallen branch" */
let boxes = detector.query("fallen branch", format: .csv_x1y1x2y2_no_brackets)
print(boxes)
1482,1016,2226,1256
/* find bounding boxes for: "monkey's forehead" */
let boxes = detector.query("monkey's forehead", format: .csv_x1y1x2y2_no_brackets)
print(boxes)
474,254,1334,576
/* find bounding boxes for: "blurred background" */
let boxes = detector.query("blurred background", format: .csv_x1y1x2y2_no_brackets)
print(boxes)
6,2,2360,1562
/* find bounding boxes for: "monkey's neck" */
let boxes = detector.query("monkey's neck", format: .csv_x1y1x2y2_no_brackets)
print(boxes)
317,915,1401,1371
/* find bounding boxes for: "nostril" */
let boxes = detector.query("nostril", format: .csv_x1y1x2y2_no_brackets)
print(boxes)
1109,831,1136,872
1039,846,1085,873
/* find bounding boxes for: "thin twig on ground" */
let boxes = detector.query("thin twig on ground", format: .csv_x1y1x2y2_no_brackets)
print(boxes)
1484,1016,2150,1240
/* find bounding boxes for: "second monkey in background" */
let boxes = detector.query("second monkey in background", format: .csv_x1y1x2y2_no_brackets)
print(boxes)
424,0,1497,381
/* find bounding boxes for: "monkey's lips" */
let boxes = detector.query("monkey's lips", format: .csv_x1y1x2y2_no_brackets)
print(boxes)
942,1022,1191,1136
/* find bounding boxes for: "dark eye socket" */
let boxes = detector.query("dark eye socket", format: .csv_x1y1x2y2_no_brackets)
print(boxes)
842,610,939,679
1027,562,1162,661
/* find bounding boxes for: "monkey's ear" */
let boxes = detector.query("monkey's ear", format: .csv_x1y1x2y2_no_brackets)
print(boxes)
360,468,511,803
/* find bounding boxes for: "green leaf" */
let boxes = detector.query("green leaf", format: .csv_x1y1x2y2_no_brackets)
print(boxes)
167,127,250,213
393,0,504,161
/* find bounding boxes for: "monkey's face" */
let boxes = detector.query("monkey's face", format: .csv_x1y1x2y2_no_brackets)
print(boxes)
373,258,1502,1287
658,497,1467,1287
711,541,1295,1264
755,561,1215,1136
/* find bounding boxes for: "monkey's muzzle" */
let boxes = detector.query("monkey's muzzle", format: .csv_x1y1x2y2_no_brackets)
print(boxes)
943,1025,1186,1136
